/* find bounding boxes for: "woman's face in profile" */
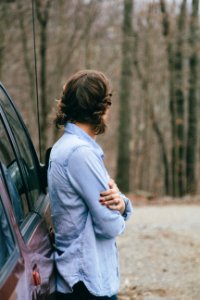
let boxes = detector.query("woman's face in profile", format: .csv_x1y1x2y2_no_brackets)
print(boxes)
102,106,111,124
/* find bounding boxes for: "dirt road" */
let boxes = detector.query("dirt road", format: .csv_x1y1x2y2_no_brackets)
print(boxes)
117,205,200,300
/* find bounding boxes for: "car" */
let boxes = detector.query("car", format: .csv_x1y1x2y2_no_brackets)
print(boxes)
0,82,55,300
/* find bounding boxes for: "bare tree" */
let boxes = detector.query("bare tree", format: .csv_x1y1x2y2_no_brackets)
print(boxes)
150,109,170,195
160,0,175,196
35,0,52,161
173,0,187,196
186,0,199,194
160,0,187,197
116,0,134,192
2,0,200,197
133,4,170,195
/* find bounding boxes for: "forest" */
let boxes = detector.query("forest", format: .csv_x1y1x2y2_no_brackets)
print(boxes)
0,0,199,198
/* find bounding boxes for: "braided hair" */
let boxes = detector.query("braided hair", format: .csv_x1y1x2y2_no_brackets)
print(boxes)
54,70,112,134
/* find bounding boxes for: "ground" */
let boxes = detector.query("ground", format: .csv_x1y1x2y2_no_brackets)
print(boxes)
117,200,200,300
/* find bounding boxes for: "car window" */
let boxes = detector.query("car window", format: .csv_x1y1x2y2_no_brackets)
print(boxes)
0,194,15,272
0,117,29,225
0,88,40,206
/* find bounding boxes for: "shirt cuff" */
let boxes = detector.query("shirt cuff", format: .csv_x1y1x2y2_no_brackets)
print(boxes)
120,193,133,221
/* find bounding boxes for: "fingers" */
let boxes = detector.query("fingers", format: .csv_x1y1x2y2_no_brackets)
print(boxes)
99,196,120,206
99,192,118,202
108,178,115,189
99,192,126,215
99,192,122,208
100,181,122,212
100,186,118,197
107,204,121,211
107,199,125,214
100,189,113,197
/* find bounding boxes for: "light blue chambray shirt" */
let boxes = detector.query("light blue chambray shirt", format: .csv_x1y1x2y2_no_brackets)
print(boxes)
47,123,133,297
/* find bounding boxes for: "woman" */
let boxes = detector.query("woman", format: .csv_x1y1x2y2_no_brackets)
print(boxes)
48,70,133,300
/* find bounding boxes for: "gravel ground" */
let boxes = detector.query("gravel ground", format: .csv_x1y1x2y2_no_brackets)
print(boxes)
117,205,200,300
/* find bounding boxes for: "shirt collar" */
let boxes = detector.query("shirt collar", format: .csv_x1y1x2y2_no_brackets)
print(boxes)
64,122,104,159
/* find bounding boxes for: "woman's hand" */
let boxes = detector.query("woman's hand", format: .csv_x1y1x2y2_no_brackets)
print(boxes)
99,179,125,215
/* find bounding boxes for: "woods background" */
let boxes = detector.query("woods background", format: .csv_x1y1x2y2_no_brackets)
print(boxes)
0,0,199,198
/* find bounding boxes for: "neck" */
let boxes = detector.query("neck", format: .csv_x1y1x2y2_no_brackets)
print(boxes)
75,122,96,140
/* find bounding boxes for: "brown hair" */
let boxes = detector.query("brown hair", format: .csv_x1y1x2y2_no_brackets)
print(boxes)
54,70,112,134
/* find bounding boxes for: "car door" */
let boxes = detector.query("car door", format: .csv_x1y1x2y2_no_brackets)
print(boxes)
0,169,27,300
0,83,55,299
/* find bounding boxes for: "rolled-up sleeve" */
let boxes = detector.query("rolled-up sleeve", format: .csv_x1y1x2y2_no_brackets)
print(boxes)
66,146,125,239
120,193,133,221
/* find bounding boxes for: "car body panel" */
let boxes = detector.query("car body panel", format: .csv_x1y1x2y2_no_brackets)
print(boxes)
0,83,55,299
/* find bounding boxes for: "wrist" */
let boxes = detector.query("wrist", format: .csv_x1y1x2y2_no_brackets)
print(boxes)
120,197,126,215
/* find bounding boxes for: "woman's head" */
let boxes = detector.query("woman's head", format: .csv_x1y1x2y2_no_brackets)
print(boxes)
54,70,112,134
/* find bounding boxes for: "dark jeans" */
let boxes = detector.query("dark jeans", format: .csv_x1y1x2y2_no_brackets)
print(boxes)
55,281,118,300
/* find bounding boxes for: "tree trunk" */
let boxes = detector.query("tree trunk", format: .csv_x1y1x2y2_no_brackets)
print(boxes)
150,109,170,195
35,0,51,162
160,0,175,196
116,0,133,192
173,0,187,196
160,0,187,197
186,0,199,194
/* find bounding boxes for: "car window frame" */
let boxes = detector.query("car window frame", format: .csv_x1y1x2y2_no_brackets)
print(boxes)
0,89,47,242
0,83,47,200
0,83,44,194
0,109,32,210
